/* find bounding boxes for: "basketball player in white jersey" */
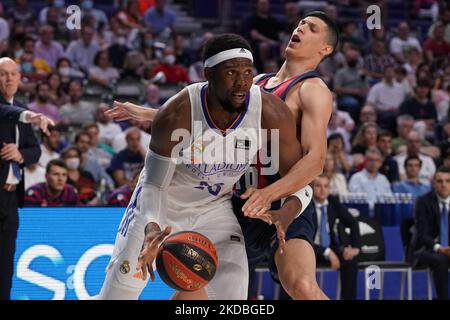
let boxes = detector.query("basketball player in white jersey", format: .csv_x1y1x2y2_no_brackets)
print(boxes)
98,34,312,300
105,12,337,300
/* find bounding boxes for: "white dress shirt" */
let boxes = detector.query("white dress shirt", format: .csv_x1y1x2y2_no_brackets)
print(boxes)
5,98,21,185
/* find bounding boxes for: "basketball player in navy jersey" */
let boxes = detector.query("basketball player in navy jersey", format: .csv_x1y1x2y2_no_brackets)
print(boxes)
105,12,337,299
234,11,338,300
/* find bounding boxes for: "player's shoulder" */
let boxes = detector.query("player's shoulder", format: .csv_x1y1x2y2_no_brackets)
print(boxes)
297,77,332,104
300,77,330,93
153,88,191,131
260,90,293,126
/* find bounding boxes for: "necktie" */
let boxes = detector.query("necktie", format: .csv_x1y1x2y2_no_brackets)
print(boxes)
441,202,449,247
320,205,331,248
12,161,22,182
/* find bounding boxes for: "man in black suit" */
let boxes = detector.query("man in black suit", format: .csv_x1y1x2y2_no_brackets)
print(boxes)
312,173,361,300
411,165,450,300
0,57,41,300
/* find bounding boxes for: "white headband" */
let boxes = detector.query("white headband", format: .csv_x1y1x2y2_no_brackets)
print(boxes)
204,48,253,68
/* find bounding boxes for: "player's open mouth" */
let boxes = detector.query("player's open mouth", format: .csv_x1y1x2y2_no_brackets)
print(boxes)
289,34,301,46
232,92,246,102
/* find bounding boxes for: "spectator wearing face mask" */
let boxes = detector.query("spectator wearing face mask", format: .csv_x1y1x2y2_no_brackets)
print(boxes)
60,146,97,205
151,46,190,84
38,0,66,26
28,82,60,122
107,28,131,69
79,0,108,31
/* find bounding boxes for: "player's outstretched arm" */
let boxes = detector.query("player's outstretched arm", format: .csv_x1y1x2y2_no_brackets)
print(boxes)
136,89,191,281
105,101,159,122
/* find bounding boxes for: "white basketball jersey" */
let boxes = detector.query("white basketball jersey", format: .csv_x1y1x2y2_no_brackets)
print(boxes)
166,82,262,214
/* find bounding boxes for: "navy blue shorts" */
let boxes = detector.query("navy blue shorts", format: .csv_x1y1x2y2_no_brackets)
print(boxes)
231,195,316,283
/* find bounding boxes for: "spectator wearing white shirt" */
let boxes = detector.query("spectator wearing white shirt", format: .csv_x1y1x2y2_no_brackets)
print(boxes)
366,65,407,133
389,21,422,64
95,103,123,147
83,122,114,170
65,25,100,73
348,148,392,209
112,122,151,154
143,84,162,109
59,80,96,126
395,130,436,185
88,50,120,87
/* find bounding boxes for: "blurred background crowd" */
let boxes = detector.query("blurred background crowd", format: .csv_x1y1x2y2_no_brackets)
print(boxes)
0,0,449,208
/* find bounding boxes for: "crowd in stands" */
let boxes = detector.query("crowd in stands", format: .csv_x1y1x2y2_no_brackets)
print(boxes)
1,0,450,208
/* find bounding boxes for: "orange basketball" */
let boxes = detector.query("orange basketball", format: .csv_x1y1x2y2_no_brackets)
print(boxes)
156,231,219,291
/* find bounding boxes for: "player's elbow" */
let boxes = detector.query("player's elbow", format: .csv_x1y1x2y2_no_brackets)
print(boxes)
314,155,325,176
305,149,325,178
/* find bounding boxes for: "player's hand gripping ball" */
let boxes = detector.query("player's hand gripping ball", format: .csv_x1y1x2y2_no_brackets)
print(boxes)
156,231,218,291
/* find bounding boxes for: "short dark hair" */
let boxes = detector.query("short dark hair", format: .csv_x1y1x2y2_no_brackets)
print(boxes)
74,132,90,143
202,33,253,63
377,129,392,141
46,159,67,173
436,165,450,176
41,124,62,140
395,66,407,76
35,81,49,93
327,133,344,145
303,11,339,53
317,172,330,180
60,146,82,159
83,122,99,132
404,155,422,168
93,50,108,66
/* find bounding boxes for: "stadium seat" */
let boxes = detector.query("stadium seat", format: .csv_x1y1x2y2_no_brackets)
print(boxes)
400,218,433,300
339,216,412,300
